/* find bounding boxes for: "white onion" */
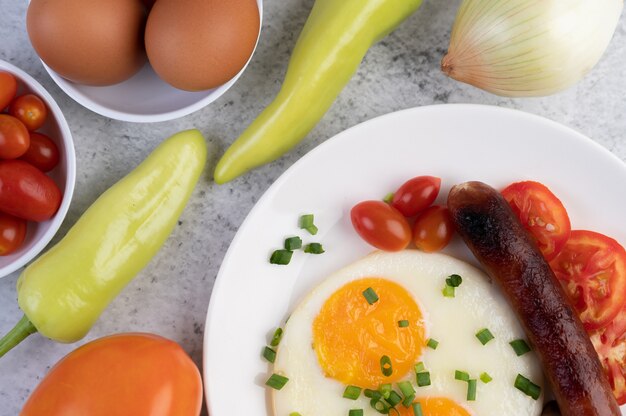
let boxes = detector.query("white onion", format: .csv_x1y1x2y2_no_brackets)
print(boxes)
442,0,623,97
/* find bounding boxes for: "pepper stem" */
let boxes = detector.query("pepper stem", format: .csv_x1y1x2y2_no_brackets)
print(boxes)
0,315,37,358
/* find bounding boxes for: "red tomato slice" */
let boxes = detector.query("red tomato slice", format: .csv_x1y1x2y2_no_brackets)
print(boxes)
502,181,571,261
590,306,626,404
550,230,626,331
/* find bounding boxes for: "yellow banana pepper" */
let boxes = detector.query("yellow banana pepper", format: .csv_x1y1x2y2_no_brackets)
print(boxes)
0,130,207,357
214,0,424,183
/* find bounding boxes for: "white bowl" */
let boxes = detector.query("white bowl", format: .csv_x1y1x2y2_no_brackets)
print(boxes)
0,60,76,278
38,0,263,123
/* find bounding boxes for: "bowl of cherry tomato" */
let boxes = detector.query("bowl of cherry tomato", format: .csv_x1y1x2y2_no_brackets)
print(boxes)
0,60,75,278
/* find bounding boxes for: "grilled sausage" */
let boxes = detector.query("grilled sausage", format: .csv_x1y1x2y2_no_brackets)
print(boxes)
447,181,620,416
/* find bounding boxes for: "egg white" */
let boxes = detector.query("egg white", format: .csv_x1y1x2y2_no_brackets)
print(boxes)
272,250,544,416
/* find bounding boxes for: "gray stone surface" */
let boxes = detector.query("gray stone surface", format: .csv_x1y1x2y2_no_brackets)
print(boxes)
0,0,624,414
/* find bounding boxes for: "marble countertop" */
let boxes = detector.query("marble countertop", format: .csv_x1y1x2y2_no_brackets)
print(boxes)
0,0,624,414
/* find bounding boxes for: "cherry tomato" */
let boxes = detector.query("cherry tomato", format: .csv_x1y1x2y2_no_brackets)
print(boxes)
502,181,571,261
412,205,454,252
9,94,47,131
0,160,62,222
391,175,441,217
21,333,203,416
0,71,18,110
550,230,626,331
0,212,27,256
589,306,626,405
351,200,412,251
20,132,60,172
0,114,30,159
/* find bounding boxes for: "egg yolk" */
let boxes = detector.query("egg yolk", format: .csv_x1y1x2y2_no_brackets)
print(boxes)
399,397,471,416
312,278,424,388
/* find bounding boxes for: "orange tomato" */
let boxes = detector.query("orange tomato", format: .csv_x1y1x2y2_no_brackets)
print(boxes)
21,333,203,416
413,205,455,252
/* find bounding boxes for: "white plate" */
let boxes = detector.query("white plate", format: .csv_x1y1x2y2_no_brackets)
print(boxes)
203,104,626,415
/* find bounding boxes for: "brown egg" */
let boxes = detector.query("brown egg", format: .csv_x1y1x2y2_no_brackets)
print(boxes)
145,0,260,91
27,0,147,86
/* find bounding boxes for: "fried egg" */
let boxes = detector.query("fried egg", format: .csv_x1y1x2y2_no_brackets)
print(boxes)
272,250,544,415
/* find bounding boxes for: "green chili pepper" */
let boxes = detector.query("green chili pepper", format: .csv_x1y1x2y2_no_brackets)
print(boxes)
0,130,207,357
214,0,424,183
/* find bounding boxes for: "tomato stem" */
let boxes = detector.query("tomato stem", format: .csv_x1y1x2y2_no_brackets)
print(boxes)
0,315,37,358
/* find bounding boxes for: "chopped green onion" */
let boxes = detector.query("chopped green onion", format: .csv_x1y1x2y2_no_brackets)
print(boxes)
270,249,293,265
305,225,319,235
402,393,415,407
446,274,463,287
426,338,439,350
265,373,289,390
388,408,401,416
455,370,470,381
509,339,531,356
299,214,318,235
480,372,493,383
475,328,495,345
270,328,284,347
398,320,410,328
262,346,276,363
380,355,393,377
386,390,402,407
363,287,379,305
515,374,541,400
299,214,314,228
467,379,477,401
343,385,362,400
284,236,302,251
515,373,530,390
414,362,425,373
412,402,423,416
398,380,415,398
442,285,455,297
383,192,395,203
349,410,364,416
304,243,325,254
416,371,431,387
370,396,390,413
379,383,392,399
364,389,380,399
527,383,542,400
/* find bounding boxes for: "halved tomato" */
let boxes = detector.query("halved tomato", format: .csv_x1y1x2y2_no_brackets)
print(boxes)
502,181,571,261
550,230,626,331
590,306,626,404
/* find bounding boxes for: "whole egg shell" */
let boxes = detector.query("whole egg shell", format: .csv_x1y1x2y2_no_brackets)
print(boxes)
27,0,147,86
145,0,260,91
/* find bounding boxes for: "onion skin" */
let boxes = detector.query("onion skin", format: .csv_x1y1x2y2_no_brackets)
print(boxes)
442,0,623,97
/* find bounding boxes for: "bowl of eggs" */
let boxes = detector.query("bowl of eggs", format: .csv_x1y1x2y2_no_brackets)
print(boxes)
0,59,75,278
26,0,263,123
